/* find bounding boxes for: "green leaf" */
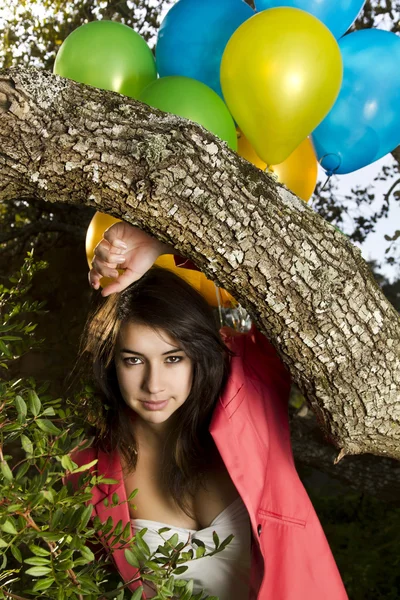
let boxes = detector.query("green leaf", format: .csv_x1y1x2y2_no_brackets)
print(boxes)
80,546,95,563
70,459,98,474
24,557,50,566
21,434,33,455
158,527,172,534
122,521,132,539
136,534,151,557
113,519,123,536
42,407,56,416
112,492,120,505
195,546,206,559
172,566,188,575
167,533,179,548
27,389,41,416
180,579,194,600
218,533,234,552
15,395,27,420
125,548,140,568
79,504,93,530
128,488,139,501
180,550,194,561
11,544,22,563
60,454,76,472
212,531,220,549
96,477,119,484
130,587,144,600
25,566,52,576
1,460,13,482
28,544,51,557
32,578,55,592
1,519,17,535
192,538,205,548
0,339,12,358
50,507,64,529
36,419,61,435
145,560,162,571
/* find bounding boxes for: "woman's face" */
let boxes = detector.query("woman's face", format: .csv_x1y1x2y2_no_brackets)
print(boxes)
114,321,194,427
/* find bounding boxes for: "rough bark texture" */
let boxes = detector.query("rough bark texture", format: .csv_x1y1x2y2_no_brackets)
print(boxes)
0,66,399,462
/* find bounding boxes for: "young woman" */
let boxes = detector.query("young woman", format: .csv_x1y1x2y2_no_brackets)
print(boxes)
67,222,348,600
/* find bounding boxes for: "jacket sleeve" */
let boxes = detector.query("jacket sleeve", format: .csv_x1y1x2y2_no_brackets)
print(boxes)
62,447,109,562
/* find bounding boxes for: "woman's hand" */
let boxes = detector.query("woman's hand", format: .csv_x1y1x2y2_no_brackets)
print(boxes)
88,222,174,297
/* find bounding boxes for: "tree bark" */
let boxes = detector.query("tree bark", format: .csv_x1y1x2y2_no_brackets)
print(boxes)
0,66,399,462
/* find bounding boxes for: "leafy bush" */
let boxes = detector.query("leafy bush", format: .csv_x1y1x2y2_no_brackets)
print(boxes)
0,252,231,600
306,483,400,600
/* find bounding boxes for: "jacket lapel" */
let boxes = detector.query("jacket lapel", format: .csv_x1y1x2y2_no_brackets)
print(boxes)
93,449,144,594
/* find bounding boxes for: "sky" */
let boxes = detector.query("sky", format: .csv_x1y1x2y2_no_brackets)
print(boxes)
313,157,400,283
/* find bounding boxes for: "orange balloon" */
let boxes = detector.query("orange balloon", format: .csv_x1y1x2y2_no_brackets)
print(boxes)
237,130,317,201
85,212,236,307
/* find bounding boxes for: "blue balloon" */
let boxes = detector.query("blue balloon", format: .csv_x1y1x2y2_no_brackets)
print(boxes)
254,0,365,39
311,29,400,175
156,0,254,99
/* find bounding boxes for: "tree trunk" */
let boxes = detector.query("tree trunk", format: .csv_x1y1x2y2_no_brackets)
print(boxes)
0,66,399,462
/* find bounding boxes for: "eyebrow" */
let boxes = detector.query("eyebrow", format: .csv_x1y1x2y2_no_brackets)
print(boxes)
120,347,184,356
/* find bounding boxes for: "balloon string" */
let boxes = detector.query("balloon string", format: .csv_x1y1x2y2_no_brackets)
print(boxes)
215,285,224,329
320,173,332,191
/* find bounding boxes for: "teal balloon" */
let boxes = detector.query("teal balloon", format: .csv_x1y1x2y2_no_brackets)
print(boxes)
312,29,400,175
156,0,254,98
139,76,237,151
254,0,365,39
54,20,157,99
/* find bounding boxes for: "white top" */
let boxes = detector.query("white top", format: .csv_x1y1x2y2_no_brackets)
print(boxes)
131,496,252,600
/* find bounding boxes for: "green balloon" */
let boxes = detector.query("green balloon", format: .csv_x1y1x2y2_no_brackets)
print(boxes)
139,76,237,151
54,21,157,99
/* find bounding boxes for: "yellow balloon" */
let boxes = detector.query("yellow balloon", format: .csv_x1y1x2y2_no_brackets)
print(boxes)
221,8,343,165
237,130,317,201
86,212,236,307
86,212,122,288
86,212,121,270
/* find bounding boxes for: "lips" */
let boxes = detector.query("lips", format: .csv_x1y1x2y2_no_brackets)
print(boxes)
141,400,168,404
140,399,169,411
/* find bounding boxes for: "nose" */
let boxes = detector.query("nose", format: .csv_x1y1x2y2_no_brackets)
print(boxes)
141,363,166,396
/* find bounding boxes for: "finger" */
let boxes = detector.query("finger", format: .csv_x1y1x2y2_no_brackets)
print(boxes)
93,239,127,264
88,268,102,290
103,222,129,248
91,256,122,280
100,268,142,297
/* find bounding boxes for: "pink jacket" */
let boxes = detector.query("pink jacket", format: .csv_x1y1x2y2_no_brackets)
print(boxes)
67,325,348,599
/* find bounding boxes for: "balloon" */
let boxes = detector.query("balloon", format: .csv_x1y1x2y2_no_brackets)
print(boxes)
254,0,365,40
86,212,235,307
237,131,317,201
54,21,157,99
156,0,254,98
86,211,121,270
312,29,400,175
220,8,342,165
139,76,237,151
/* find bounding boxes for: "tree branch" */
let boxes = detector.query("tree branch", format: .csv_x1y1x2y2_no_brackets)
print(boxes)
0,66,399,460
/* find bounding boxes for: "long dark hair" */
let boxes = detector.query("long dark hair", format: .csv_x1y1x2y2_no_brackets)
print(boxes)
67,265,235,518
